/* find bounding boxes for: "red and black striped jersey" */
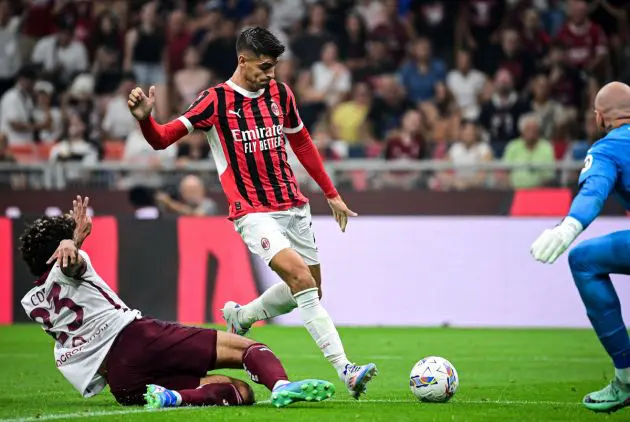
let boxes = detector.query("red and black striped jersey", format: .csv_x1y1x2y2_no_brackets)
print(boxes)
178,79,308,220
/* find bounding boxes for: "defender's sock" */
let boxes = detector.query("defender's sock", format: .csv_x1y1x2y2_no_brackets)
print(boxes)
295,288,351,378
238,283,297,327
242,343,289,391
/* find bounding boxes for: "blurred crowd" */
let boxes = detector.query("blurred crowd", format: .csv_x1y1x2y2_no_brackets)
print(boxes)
0,0,629,192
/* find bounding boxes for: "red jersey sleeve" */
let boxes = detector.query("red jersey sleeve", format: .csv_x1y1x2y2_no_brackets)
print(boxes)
279,83,304,134
592,23,608,56
178,89,218,134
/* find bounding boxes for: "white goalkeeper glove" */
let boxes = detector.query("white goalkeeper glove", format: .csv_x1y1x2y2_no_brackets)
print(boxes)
530,216,584,264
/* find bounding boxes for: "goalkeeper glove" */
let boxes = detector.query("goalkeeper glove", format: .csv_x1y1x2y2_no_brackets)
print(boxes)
530,216,584,264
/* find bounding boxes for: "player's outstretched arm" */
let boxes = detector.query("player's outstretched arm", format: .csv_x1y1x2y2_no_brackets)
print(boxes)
46,239,87,279
286,127,357,232
127,85,189,150
530,152,617,264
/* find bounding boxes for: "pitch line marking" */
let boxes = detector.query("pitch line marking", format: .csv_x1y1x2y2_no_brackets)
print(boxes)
0,398,583,421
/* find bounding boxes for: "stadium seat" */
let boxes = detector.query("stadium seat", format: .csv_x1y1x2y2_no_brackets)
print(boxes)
103,140,125,161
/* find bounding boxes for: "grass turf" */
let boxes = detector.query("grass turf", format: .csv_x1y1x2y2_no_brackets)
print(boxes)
0,324,628,421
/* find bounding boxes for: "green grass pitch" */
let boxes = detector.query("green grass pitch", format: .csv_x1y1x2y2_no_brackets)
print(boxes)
1,324,629,421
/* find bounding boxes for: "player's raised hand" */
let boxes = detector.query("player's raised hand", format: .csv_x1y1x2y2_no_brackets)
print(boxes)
530,217,583,264
127,85,156,121
47,239,79,268
327,195,358,233
70,195,92,246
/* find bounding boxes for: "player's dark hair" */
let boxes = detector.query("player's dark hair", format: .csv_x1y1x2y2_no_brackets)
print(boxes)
236,27,285,59
19,216,75,276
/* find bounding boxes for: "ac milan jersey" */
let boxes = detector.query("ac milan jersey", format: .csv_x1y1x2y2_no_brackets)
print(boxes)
178,79,308,219
555,21,608,68
21,251,141,398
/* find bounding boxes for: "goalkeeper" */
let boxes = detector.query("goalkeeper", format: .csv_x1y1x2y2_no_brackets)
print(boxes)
530,81,630,413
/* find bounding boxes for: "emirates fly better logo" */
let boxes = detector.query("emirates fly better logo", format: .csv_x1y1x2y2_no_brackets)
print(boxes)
230,124,284,154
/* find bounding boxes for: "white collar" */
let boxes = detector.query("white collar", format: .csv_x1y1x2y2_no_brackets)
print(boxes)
226,79,265,98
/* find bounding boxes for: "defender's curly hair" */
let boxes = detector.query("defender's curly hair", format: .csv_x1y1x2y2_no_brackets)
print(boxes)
19,216,75,276
237,27,285,59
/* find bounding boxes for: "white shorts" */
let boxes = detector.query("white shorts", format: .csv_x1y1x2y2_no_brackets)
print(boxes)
234,204,319,266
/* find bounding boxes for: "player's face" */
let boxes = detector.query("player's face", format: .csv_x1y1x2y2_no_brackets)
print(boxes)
241,54,277,91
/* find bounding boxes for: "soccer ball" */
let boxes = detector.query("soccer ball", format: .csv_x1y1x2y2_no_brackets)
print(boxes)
409,356,459,402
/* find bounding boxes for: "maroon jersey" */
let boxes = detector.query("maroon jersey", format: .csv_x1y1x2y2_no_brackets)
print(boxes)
554,21,608,69
178,80,308,220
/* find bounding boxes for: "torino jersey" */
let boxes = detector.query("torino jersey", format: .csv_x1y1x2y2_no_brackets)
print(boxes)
21,251,141,398
178,79,308,219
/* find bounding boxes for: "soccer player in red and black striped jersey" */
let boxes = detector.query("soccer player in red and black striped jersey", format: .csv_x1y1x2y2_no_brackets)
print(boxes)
127,27,376,399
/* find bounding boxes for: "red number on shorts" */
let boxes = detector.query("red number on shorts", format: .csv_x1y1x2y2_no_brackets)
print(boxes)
30,282,85,346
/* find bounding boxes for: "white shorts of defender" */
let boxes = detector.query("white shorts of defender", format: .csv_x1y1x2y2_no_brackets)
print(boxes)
234,204,319,266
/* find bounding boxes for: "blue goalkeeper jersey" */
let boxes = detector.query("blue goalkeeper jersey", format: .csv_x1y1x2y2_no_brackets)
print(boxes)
569,123,630,228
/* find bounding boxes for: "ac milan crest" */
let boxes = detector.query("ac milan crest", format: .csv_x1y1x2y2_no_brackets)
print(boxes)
261,238,270,250
270,101,280,117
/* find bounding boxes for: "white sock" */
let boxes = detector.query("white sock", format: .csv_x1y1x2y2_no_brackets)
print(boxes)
238,282,297,327
615,367,630,384
295,288,351,379
273,380,290,391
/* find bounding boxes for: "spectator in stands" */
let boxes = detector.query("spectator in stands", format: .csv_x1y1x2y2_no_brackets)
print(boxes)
156,175,218,216
502,113,555,189
311,42,352,108
124,1,165,87
0,66,38,146
221,0,254,22
398,37,447,104
200,19,237,82
173,47,211,111
384,109,427,160
478,68,528,157
165,9,192,76
367,75,415,141
370,0,409,65
407,0,456,66
102,72,138,141
446,49,487,121
0,132,14,162
544,42,589,112
457,0,506,75
292,3,334,68
354,0,386,32
90,10,123,59
31,19,89,91
270,0,306,33
246,3,291,60
49,111,98,175
339,13,367,72
352,37,396,84
434,120,493,191
526,73,566,140
93,45,123,98
489,28,536,91
519,7,550,63
420,82,461,144
380,109,427,189
0,0,22,97
554,0,608,73
129,185,160,220
275,58,297,86
33,80,63,144
295,69,326,131
176,131,210,164
330,82,372,157
63,73,100,146
567,111,599,162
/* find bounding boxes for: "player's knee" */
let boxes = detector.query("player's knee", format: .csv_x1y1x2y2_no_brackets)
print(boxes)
232,379,255,405
568,241,590,273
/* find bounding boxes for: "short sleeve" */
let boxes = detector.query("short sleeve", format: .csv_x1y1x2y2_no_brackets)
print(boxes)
578,148,618,187
179,89,217,133
279,83,303,134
